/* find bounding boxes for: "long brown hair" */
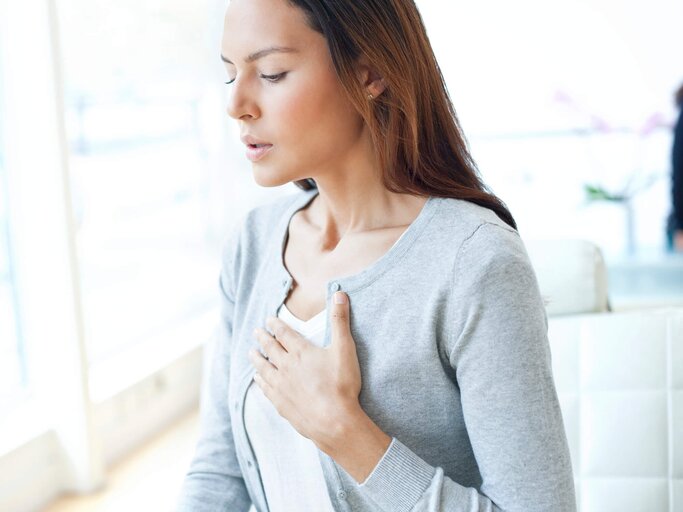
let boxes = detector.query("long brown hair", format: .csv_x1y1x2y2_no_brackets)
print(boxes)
287,0,517,230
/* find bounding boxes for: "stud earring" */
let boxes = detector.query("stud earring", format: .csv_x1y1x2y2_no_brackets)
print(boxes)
367,93,374,100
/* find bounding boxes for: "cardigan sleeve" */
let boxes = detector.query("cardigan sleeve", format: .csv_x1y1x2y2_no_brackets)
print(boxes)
176,226,252,512
355,221,577,512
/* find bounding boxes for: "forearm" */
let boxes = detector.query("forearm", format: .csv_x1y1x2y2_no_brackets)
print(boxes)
315,403,392,484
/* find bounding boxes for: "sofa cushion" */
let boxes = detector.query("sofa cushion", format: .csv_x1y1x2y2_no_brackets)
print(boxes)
524,239,610,316
547,307,683,511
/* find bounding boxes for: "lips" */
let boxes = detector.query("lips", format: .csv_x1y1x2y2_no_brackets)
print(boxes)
245,143,273,162
241,134,272,147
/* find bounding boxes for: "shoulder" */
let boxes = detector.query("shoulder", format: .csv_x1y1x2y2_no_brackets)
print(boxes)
427,197,537,296
434,196,514,232
245,189,311,229
431,197,524,262
219,188,314,263
441,201,545,336
224,188,311,239
457,221,531,277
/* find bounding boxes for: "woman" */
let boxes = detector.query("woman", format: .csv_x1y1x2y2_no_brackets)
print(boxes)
178,0,577,510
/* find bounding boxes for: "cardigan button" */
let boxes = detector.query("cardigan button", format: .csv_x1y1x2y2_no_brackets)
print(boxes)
331,282,340,292
337,490,347,500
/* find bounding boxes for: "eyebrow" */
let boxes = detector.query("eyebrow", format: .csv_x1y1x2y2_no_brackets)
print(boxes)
220,46,299,64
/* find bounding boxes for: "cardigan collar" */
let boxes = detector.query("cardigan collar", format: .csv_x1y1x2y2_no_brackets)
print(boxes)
268,187,439,307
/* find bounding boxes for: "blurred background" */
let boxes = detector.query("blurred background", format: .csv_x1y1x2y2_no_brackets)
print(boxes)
0,0,681,511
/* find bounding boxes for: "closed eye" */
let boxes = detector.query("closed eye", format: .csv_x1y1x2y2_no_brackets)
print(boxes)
224,72,288,86
261,72,287,83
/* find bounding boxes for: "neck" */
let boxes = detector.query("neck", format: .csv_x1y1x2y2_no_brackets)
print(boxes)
301,127,427,249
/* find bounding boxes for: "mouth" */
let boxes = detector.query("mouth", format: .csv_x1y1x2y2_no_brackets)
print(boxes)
245,143,274,162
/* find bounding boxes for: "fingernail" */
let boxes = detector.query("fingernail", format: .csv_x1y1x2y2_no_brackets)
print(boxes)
334,291,346,304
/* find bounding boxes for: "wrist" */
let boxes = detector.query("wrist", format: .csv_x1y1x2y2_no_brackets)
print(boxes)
317,402,392,484
314,401,362,453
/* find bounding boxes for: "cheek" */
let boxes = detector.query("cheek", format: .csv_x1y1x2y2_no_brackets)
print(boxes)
275,81,362,157
274,88,312,131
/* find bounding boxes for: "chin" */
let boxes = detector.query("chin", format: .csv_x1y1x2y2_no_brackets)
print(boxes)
251,165,296,188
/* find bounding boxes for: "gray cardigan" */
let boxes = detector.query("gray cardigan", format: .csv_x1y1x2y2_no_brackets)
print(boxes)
177,187,577,512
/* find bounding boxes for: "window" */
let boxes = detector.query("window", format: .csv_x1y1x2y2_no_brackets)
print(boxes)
55,0,229,380
0,69,28,415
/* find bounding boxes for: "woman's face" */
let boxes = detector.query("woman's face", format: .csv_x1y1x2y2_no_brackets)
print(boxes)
222,0,366,187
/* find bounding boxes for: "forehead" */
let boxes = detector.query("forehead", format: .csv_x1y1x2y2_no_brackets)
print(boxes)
222,0,315,53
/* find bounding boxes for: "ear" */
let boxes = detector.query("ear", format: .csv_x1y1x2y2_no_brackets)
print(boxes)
356,54,387,99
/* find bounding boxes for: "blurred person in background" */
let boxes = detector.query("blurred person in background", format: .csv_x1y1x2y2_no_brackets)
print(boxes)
666,82,683,252
176,0,577,511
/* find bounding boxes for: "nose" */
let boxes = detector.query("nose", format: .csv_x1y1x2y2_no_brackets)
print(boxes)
225,77,259,121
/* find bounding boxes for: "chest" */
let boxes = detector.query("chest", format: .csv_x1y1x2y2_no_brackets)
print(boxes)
282,213,408,322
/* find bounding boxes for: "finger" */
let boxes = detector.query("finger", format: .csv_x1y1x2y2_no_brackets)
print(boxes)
265,316,305,353
253,372,289,419
330,291,352,349
254,327,287,367
249,348,278,382
253,372,276,401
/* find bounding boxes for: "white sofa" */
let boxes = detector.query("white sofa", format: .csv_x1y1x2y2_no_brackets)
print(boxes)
527,239,683,512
